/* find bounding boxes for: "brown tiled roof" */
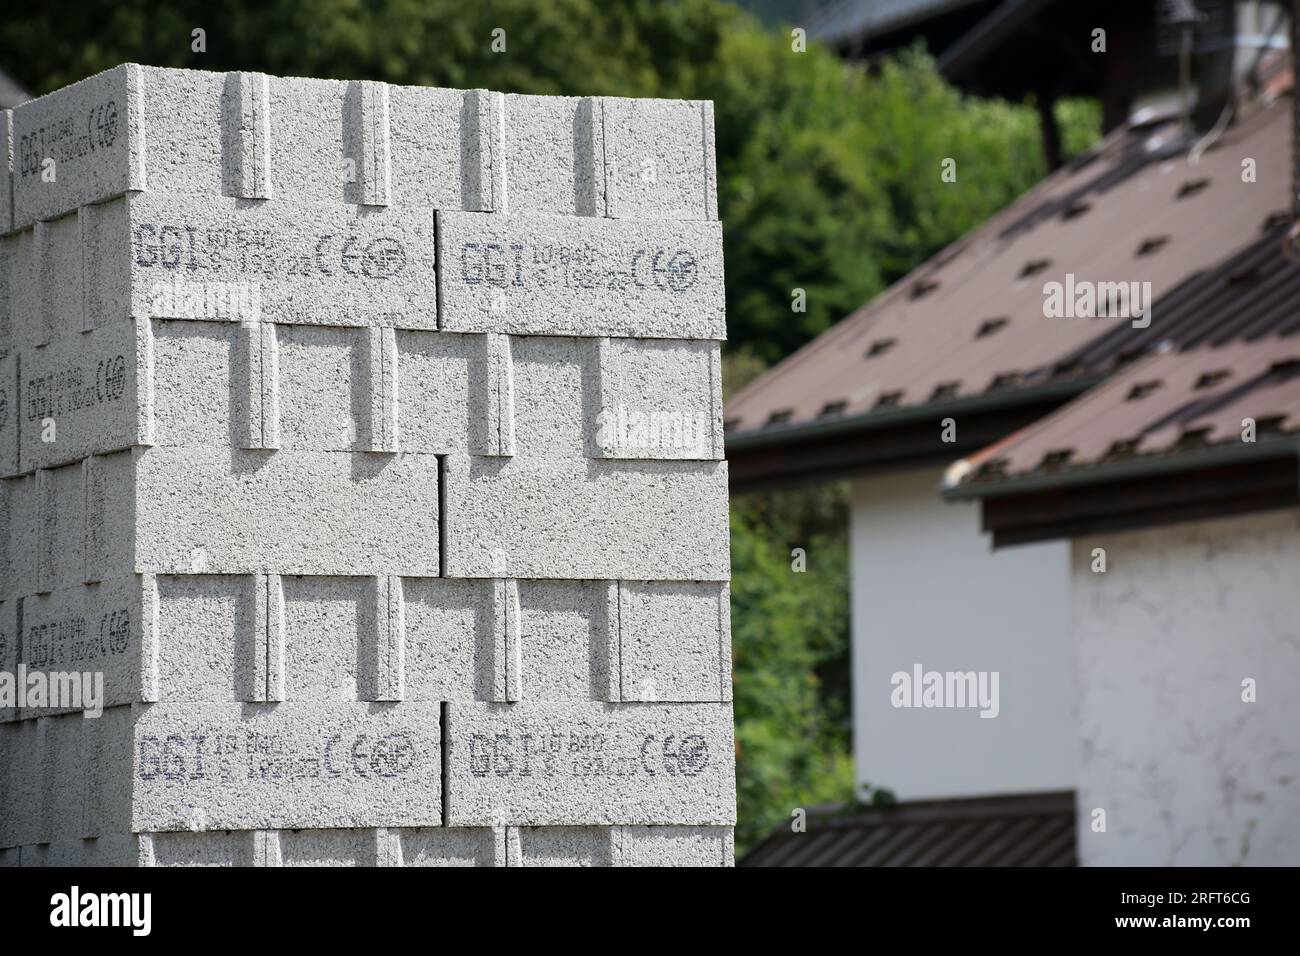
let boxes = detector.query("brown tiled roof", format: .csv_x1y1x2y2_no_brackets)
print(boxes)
725,93,1292,442
948,332,1300,492
740,791,1076,867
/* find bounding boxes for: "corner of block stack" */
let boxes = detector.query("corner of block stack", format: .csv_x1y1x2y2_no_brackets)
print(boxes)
0,65,732,867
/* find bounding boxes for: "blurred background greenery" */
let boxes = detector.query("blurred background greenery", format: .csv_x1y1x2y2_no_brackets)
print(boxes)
0,0,1100,852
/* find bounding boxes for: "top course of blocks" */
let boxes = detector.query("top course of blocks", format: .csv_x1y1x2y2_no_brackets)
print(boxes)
0,64,721,233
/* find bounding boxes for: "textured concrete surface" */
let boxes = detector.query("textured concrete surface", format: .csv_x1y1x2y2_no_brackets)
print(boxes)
437,213,725,339
1,65,734,866
8,66,718,232
442,456,730,580
443,701,736,826
124,702,443,832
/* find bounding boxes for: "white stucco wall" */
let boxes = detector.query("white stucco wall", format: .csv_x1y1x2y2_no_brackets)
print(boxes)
1073,508,1300,866
850,468,1074,800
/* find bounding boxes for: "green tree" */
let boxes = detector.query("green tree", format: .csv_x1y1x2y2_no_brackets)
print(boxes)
729,485,854,851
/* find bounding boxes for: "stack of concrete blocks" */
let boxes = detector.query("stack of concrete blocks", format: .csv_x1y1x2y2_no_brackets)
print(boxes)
0,65,734,866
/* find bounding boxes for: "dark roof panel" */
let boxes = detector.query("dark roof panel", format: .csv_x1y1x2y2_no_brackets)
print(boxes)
740,791,1077,867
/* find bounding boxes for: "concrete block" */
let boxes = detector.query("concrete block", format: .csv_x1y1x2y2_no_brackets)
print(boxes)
152,574,260,704
395,330,492,455
595,337,722,460
503,96,604,217
4,449,441,594
0,352,13,475
0,719,41,846
517,580,616,701
149,319,249,449
9,67,505,227
279,827,378,867
280,575,393,701
1,234,16,355
613,826,734,866
127,702,442,831
602,97,717,221
443,701,736,825
402,577,496,701
0,598,16,721
400,826,501,866
19,575,142,717
17,317,145,472
9,212,86,349
0,846,17,866
509,335,597,458
146,829,256,866
11,64,145,230
437,213,725,339
133,447,441,576
618,581,732,702
0,109,12,236
442,456,730,581
115,194,437,329
515,826,611,866
40,712,86,845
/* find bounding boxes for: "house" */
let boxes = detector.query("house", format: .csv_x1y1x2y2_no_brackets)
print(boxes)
732,1,1298,864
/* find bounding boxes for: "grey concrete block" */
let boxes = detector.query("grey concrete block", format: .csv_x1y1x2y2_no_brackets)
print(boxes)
0,110,12,237
443,701,736,825
4,448,441,593
114,194,437,329
133,447,441,576
279,827,378,866
0,846,17,866
400,826,501,866
149,319,248,448
395,330,491,455
509,335,598,458
10,212,87,350
595,337,722,460
280,575,377,701
10,67,506,227
437,213,725,339
19,575,142,717
17,318,145,472
515,826,611,866
40,712,86,845
146,829,256,867
402,577,496,701
517,580,616,701
0,235,15,355
0,719,41,846
11,64,145,230
503,96,604,217
153,574,260,704
602,97,717,222
618,581,731,703
613,826,733,866
442,456,730,581
0,598,16,722
129,702,443,831
0,352,14,476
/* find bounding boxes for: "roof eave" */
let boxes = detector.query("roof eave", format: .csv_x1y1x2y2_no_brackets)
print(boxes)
726,377,1097,453
945,434,1300,500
